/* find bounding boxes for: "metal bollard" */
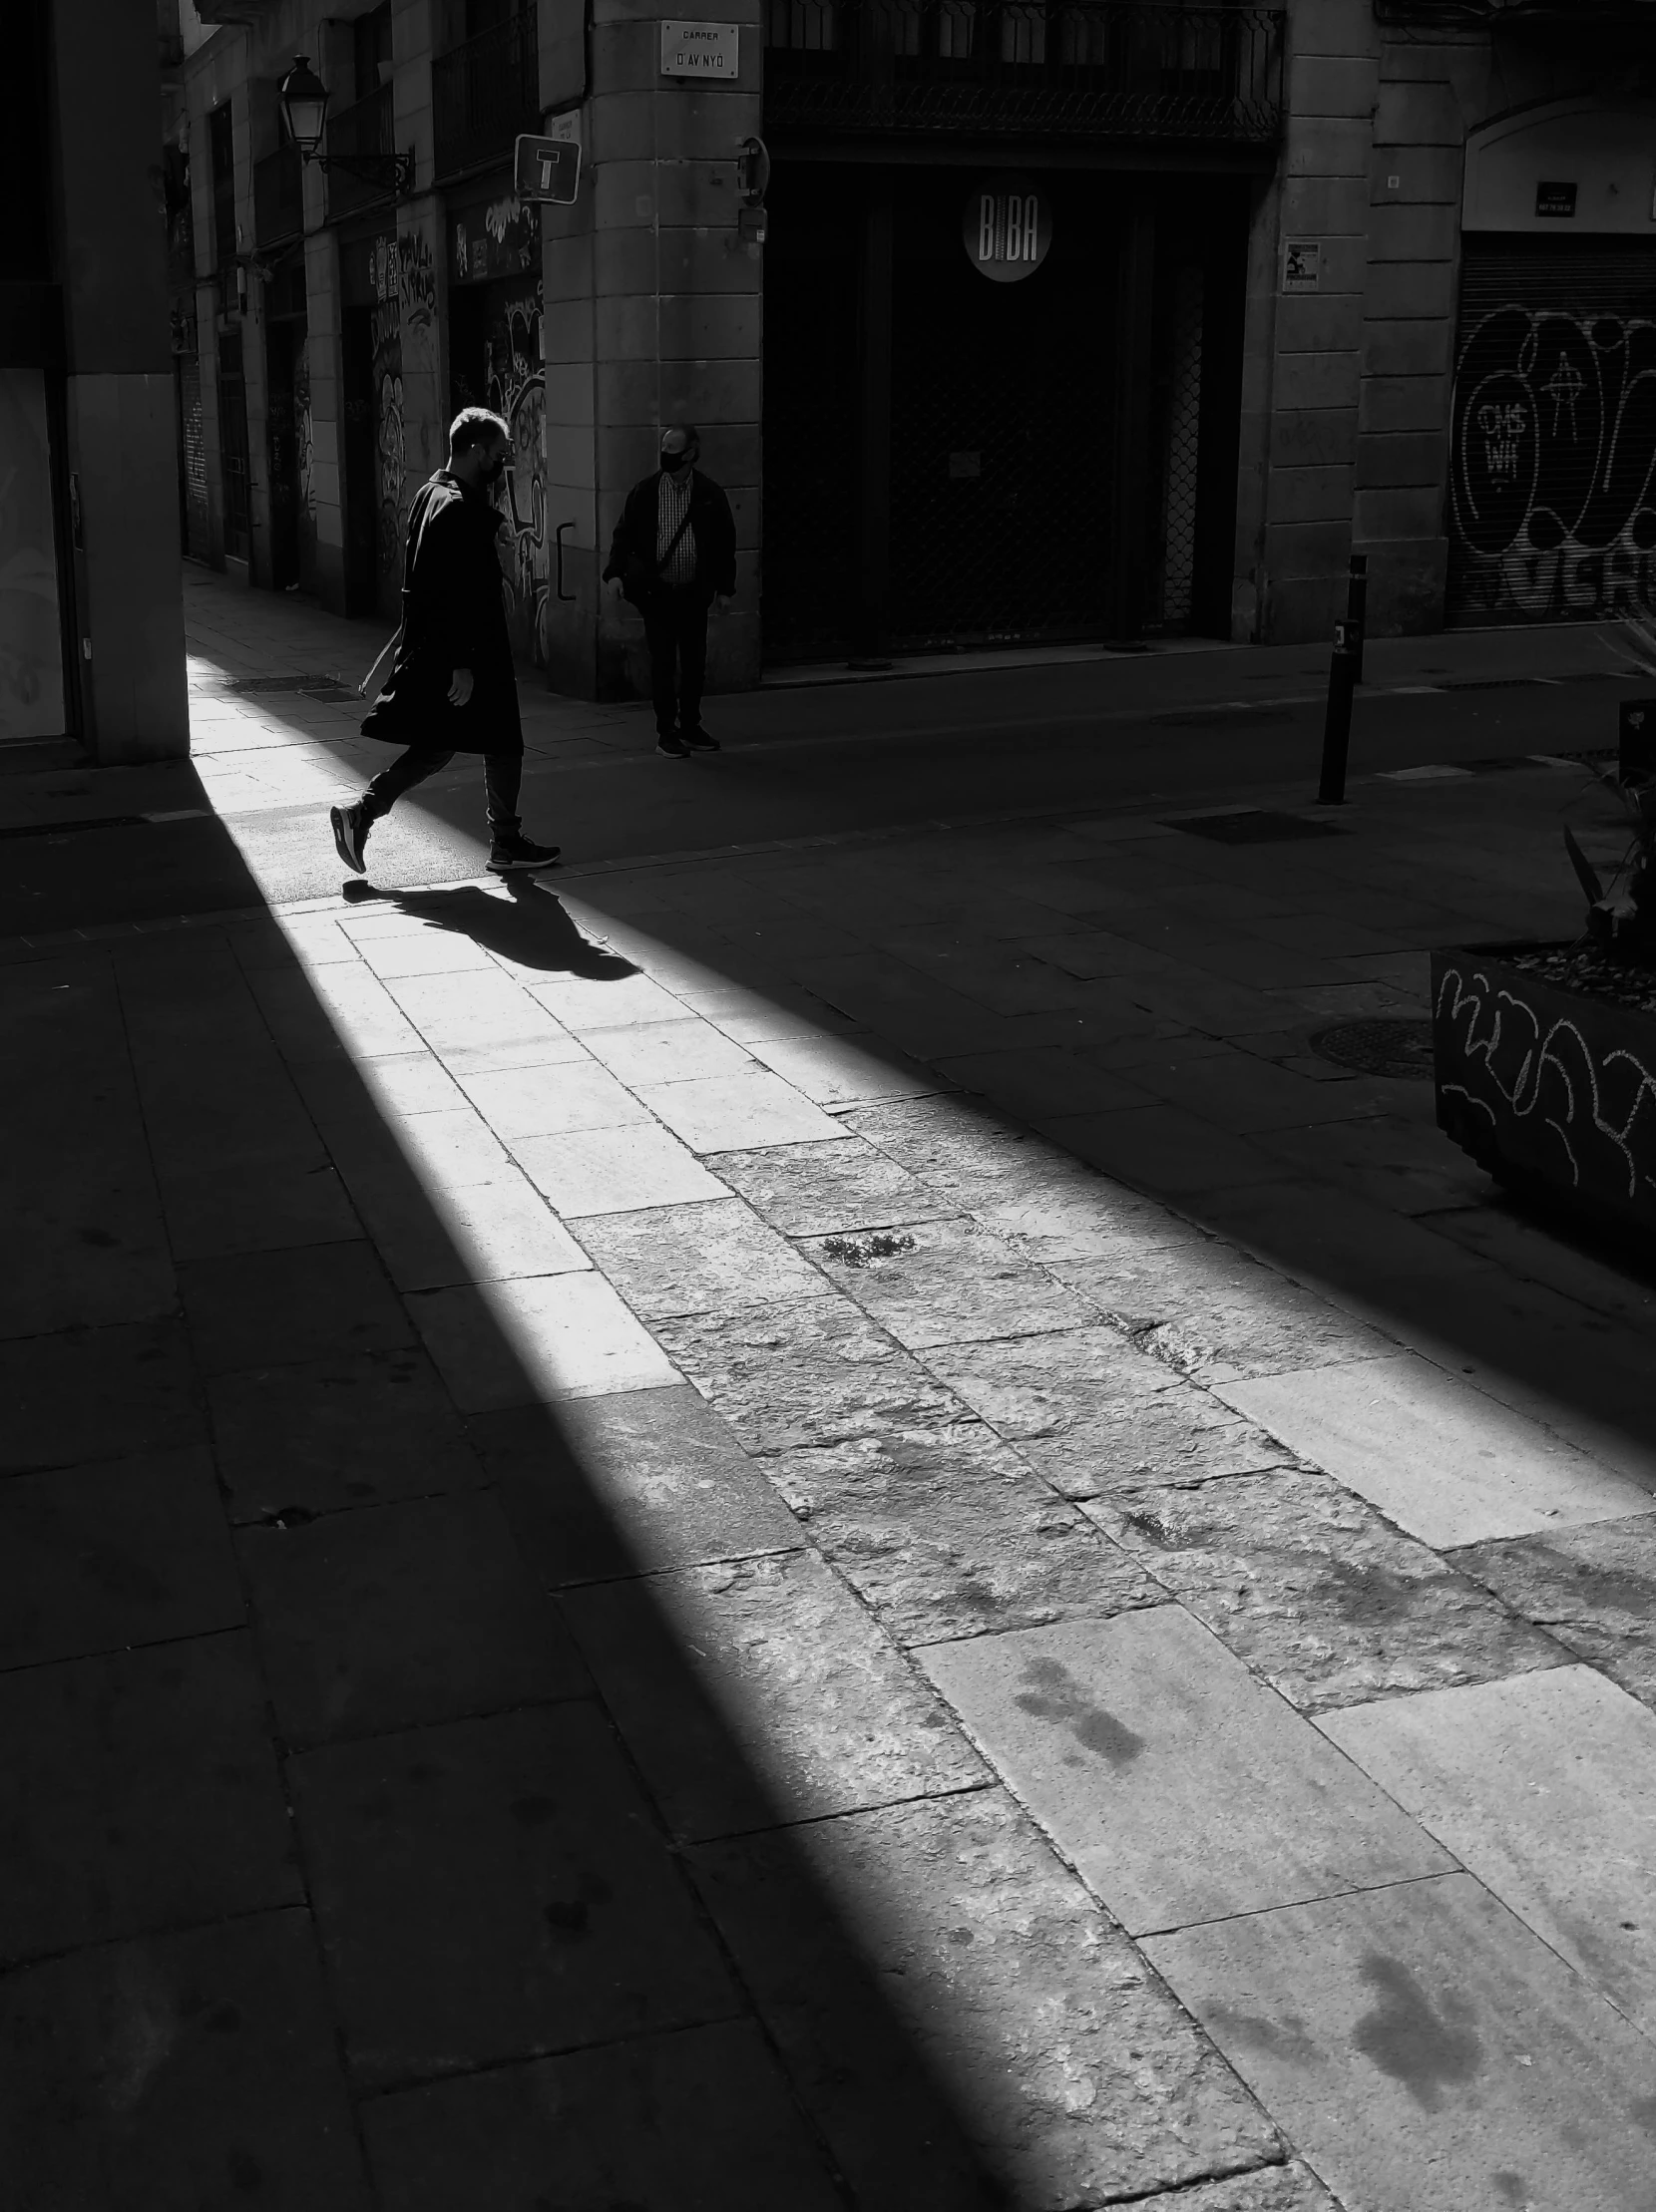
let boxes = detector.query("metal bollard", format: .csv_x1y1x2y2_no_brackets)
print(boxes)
1316,554,1368,805
1346,552,1368,686
1318,617,1359,805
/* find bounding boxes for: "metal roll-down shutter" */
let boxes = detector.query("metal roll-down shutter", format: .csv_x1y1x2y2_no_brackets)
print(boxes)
1448,234,1656,624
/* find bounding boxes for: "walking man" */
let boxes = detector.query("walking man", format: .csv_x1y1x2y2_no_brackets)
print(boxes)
603,424,736,758
330,408,560,875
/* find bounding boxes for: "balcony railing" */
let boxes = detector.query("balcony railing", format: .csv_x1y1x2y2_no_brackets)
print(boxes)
764,0,1285,142
254,141,304,246
433,12,541,182
326,80,396,219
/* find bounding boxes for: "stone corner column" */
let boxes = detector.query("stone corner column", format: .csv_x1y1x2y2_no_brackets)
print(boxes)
50,0,191,764
542,0,764,703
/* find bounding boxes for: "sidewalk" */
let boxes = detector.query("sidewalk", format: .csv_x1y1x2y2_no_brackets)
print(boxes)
5,585,1656,2206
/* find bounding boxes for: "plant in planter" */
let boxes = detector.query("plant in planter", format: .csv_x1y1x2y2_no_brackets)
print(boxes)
1432,663,1656,1234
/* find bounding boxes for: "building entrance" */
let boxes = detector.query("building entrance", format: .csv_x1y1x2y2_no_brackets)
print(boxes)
762,163,1246,664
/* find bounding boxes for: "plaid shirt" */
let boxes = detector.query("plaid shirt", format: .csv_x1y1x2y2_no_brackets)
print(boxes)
656,471,698,587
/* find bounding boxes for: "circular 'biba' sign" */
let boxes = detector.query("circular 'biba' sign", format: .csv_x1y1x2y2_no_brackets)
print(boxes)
964,176,1051,283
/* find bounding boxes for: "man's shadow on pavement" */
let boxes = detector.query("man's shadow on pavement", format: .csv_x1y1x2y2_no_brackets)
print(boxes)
341,876,637,981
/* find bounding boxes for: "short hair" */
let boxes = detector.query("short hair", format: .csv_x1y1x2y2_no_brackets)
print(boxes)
450,408,509,457
660,422,700,460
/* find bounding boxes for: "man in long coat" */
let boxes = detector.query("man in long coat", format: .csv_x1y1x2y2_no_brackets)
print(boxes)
329,408,560,875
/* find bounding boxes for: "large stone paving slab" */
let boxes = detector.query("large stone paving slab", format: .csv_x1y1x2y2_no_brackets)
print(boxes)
656,1294,969,1453
1321,1665,1656,2035
571,1197,831,1318
1,1317,206,1476
179,1241,413,1375
1220,1356,1656,1549
1055,1241,1396,1380
1449,1516,1656,1708
0,1633,299,1961
237,1492,589,1749
841,1095,1093,1209
0,1909,371,2210
0,1446,243,1668
923,1329,1286,1497
1126,2169,1340,2212
801,1215,1099,1351
514,1120,728,1214
362,2019,845,2210
207,1346,482,1520
708,1135,959,1236
563,1551,987,1839
773,1423,1161,1646
409,1272,678,1409
690,1787,1280,2212
1085,1470,1564,1713
921,1609,1450,1936
478,1387,802,1582
1146,1875,1656,2212
971,1176,1212,1268
288,1702,739,2090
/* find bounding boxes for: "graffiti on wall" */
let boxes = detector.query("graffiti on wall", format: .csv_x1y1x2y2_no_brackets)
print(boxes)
397,231,437,375
368,237,405,600
452,194,539,285
486,282,547,664
1450,303,1656,621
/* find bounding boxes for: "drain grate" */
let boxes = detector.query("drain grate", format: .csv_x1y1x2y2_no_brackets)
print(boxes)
227,673,357,701
1167,810,1346,845
1311,1017,1436,1079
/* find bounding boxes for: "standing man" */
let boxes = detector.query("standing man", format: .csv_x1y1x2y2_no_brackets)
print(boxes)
604,424,736,758
329,408,561,875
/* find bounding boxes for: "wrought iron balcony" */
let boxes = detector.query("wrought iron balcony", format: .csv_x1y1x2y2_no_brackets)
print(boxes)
326,81,397,219
763,0,1285,143
254,142,304,247
433,11,541,183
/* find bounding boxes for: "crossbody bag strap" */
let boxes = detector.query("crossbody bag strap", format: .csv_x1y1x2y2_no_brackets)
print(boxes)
655,500,696,573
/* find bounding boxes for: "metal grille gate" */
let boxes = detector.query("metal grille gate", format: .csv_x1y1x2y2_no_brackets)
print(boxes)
1448,234,1656,625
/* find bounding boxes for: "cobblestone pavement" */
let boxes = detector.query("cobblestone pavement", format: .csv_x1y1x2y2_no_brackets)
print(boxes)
5,594,1656,2206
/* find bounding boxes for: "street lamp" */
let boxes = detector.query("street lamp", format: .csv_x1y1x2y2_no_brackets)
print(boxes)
278,55,413,196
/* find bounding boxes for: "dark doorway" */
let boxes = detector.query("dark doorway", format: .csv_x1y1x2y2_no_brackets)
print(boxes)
760,161,1248,664
265,319,304,590
342,305,379,613
216,330,251,564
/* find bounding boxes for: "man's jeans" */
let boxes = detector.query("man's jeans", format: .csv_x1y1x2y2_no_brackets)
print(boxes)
642,585,710,737
360,748,522,832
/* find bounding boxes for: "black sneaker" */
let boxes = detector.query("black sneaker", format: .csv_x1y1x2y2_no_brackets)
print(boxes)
656,731,690,758
488,832,562,874
329,801,369,874
681,726,720,752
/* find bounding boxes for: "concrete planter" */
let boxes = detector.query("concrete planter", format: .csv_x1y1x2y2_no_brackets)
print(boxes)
1432,944,1656,1236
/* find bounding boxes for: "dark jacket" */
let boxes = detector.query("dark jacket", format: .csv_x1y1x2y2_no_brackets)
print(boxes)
603,469,737,605
361,470,523,756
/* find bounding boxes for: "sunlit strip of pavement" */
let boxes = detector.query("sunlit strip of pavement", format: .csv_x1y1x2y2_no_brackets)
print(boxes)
246,849,1656,2209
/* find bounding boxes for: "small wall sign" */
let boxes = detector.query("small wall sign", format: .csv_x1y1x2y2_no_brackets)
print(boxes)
660,21,740,78
963,177,1051,283
1282,238,1321,293
514,134,581,205
1535,180,1578,218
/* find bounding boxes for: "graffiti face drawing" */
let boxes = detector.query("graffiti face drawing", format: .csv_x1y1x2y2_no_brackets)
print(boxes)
1450,301,1656,622
484,281,547,664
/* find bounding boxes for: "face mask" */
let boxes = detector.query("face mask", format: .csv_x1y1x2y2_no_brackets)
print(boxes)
663,450,695,474
486,452,508,484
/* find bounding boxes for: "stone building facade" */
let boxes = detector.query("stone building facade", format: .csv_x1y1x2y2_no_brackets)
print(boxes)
2,0,188,762
154,0,1656,713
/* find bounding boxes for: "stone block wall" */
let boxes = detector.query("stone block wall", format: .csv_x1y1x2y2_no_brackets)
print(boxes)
541,0,764,701
1240,4,1609,643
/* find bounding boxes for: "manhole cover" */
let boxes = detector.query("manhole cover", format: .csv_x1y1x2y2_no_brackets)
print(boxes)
1167,810,1345,845
1310,1018,1436,1079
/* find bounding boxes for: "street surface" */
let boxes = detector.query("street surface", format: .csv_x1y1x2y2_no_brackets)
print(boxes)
3,565,1656,2207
